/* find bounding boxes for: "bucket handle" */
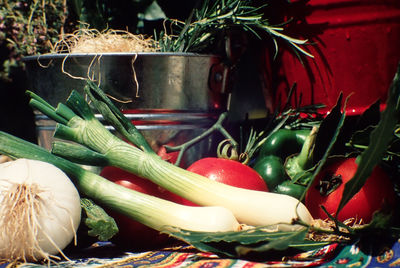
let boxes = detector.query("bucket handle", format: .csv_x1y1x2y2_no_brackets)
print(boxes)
208,62,230,95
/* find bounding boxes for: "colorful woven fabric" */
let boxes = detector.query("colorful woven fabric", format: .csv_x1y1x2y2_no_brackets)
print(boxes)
2,240,400,267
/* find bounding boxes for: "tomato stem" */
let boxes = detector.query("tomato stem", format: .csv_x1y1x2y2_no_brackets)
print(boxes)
165,112,238,166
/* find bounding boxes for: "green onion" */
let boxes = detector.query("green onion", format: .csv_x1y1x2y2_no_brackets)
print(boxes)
0,131,240,233
28,82,313,228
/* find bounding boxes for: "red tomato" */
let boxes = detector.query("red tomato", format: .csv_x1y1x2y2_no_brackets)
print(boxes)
99,166,184,249
305,157,396,223
182,157,269,206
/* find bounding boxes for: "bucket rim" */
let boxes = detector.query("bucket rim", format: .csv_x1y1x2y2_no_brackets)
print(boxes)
22,52,220,62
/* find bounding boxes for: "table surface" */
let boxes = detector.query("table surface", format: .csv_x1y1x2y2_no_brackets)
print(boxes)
2,239,400,267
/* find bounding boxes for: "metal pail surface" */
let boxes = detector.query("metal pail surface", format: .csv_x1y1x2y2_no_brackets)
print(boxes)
34,111,217,168
24,53,228,167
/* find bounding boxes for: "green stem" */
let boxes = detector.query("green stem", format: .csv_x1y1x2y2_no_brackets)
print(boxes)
28,90,82,125
29,99,69,125
283,127,318,190
103,141,231,205
52,141,109,166
165,112,238,166
0,131,216,233
65,90,96,120
295,126,318,170
53,123,77,142
84,81,155,154
26,90,56,111
56,103,78,121
346,143,368,150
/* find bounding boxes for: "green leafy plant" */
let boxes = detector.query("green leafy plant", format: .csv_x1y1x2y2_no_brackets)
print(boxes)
0,0,68,81
0,0,167,81
156,0,312,57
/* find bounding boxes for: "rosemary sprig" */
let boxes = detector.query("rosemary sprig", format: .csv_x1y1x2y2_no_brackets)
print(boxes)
156,0,312,58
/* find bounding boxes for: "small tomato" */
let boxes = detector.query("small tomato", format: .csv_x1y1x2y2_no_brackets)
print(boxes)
182,157,269,206
305,157,396,223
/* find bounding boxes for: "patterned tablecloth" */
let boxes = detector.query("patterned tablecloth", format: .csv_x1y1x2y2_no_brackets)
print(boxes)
2,239,400,268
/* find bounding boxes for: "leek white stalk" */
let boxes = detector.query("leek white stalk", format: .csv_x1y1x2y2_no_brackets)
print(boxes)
0,158,81,262
0,132,240,243
51,103,314,228
89,179,241,233
106,144,314,228
28,88,313,230
57,116,313,227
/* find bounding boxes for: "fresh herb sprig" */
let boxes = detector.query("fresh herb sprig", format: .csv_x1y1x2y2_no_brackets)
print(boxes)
157,0,312,57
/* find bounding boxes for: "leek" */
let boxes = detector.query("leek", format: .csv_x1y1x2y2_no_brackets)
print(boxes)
27,82,313,228
0,131,240,233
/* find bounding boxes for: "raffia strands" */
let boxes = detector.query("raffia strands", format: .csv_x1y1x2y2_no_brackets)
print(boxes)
308,218,364,242
52,28,159,53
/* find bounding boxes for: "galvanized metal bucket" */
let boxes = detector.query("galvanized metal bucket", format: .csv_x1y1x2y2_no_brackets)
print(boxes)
23,52,229,167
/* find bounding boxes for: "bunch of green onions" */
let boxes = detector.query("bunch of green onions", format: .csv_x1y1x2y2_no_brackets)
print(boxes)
0,81,313,241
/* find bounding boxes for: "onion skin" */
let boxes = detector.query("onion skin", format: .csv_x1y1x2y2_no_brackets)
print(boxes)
0,159,81,262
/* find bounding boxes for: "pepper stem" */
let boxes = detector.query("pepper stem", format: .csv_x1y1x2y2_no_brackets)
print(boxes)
284,126,318,184
295,126,318,170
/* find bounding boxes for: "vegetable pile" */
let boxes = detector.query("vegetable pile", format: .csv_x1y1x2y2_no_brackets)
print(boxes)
0,63,399,263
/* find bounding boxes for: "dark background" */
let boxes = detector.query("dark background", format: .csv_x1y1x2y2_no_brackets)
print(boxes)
0,53,37,143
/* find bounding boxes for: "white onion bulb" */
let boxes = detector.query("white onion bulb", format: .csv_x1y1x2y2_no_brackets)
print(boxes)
0,158,81,262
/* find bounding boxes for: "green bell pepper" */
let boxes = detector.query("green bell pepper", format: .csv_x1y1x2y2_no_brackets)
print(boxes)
253,155,286,191
279,127,318,199
253,129,310,193
275,181,307,200
258,129,310,160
